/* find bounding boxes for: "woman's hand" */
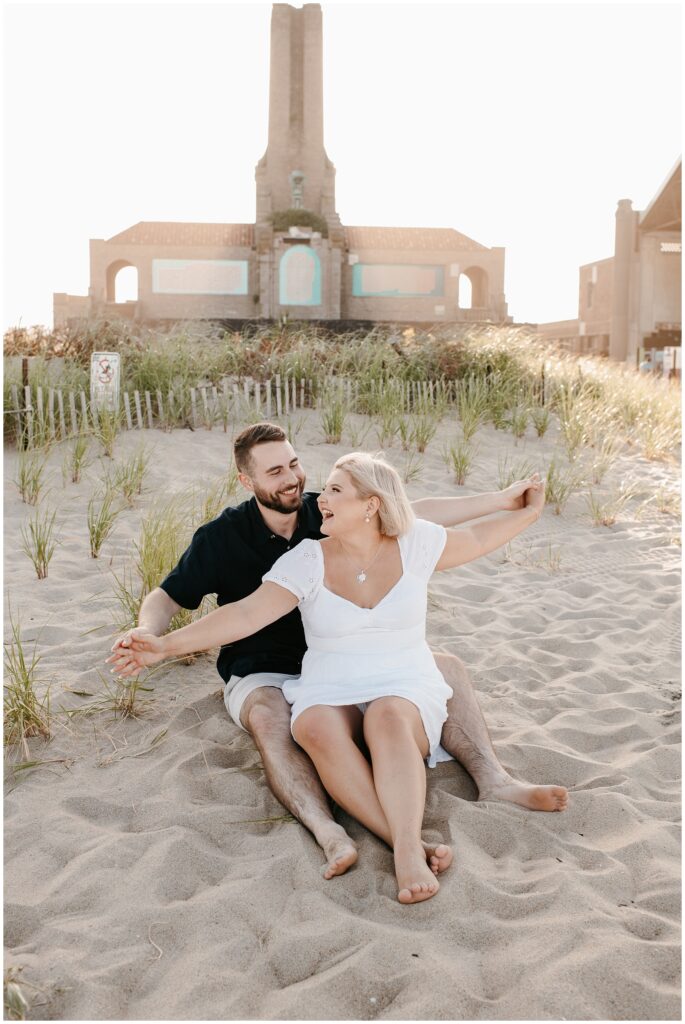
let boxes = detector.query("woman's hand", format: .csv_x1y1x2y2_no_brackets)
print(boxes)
524,473,545,519
106,628,168,678
500,475,543,512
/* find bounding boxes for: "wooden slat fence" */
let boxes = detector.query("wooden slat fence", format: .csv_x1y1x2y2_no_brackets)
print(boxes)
4,375,468,447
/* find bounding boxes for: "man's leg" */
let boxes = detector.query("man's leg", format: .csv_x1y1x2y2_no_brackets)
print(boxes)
434,652,568,812
240,685,358,878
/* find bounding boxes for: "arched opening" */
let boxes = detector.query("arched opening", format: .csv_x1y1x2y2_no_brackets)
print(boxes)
279,245,321,306
458,266,488,310
457,274,472,309
106,260,138,303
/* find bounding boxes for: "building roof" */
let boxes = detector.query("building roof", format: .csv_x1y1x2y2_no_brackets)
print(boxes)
105,221,490,252
639,160,682,233
344,226,488,251
106,222,255,246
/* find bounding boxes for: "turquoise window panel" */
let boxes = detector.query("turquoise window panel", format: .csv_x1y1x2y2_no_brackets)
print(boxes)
152,259,248,295
279,246,322,306
352,264,444,298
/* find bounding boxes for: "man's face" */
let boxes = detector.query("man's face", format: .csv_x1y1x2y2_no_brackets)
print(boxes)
240,440,307,514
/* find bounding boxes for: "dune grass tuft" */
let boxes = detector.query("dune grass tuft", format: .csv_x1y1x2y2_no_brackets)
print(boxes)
87,486,123,558
4,609,51,757
15,448,49,505
20,507,60,579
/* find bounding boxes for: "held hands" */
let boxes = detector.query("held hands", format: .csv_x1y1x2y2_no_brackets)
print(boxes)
501,475,545,518
523,473,545,519
106,627,168,678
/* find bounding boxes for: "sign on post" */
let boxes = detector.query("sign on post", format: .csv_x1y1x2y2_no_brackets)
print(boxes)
90,352,121,412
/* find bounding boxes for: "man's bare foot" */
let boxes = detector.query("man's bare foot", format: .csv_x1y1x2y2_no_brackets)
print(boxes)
479,778,568,812
421,841,453,875
320,830,358,879
395,841,440,905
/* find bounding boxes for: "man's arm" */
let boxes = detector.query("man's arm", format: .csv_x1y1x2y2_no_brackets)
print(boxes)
109,588,182,666
411,478,536,527
138,587,182,635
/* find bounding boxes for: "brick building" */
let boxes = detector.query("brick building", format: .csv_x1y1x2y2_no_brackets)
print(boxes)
54,4,509,330
536,160,682,366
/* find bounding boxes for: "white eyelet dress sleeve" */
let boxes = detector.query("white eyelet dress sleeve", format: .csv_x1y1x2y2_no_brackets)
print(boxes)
261,539,323,603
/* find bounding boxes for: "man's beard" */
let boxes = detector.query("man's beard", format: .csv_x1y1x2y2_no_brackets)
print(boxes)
253,480,304,515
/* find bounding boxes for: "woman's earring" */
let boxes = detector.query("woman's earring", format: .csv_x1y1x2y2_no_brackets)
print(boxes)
364,514,370,523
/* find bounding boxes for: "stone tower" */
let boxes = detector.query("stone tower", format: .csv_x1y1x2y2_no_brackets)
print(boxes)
255,2,343,318
255,3,342,247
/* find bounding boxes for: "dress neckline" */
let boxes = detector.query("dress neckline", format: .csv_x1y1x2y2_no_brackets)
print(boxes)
318,535,405,611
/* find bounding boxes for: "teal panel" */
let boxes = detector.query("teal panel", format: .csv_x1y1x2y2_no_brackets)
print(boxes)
352,264,444,298
279,246,322,306
152,259,248,295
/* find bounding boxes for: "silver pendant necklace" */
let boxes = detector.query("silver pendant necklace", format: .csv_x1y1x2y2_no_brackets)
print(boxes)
338,537,385,584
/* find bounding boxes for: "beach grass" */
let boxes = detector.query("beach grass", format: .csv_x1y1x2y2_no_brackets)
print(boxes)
444,437,475,486
15,448,49,505
87,486,123,558
4,967,30,1021
20,507,59,580
111,445,151,506
4,322,680,472
63,433,92,485
3,609,51,757
544,456,580,515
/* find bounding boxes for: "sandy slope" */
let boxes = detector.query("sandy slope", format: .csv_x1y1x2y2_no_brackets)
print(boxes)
4,409,681,1020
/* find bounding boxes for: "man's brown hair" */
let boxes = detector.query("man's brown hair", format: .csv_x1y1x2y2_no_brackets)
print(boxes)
233,422,287,474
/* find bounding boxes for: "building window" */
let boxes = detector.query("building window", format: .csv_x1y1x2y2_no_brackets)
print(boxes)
660,242,682,253
586,282,594,309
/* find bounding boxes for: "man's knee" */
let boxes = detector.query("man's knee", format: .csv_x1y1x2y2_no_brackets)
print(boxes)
432,651,469,695
241,686,291,739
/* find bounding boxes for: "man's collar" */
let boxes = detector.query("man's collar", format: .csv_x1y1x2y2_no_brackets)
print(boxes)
249,492,320,545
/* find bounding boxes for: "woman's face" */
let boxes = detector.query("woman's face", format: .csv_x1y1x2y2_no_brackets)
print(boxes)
318,468,371,536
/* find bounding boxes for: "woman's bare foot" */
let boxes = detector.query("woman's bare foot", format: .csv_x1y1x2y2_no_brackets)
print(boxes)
395,841,440,904
479,778,568,812
321,830,358,879
421,841,453,875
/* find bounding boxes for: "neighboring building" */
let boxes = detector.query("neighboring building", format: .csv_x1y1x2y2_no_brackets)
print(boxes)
54,4,510,329
536,160,682,366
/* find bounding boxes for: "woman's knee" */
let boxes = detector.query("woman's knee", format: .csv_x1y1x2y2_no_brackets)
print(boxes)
293,705,359,752
364,697,418,738
363,697,429,757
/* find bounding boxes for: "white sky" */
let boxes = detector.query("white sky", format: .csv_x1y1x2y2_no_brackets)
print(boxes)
2,1,681,330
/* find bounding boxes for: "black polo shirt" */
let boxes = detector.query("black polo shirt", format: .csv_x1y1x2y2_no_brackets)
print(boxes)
160,492,323,682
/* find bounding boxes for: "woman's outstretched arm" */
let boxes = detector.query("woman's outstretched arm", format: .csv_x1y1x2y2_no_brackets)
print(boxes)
435,475,545,572
106,582,299,677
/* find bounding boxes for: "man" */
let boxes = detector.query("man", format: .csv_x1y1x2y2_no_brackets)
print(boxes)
111,423,568,879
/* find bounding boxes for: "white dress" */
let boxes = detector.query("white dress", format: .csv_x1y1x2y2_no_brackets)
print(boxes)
262,518,453,767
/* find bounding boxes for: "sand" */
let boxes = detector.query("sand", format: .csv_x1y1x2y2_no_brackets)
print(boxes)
4,408,681,1021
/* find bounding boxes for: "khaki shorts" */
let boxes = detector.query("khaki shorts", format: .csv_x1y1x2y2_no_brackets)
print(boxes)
224,671,300,731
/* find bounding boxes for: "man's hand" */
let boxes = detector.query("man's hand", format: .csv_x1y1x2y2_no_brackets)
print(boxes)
106,627,168,678
500,476,543,512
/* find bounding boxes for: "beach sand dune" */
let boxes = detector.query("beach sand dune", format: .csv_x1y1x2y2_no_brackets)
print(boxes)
4,413,681,1020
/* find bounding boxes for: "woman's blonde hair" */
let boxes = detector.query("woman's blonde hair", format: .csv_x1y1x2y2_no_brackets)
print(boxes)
334,452,415,537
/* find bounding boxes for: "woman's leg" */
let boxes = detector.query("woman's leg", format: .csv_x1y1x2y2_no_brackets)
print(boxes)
293,703,453,883
292,704,394,845
363,697,443,904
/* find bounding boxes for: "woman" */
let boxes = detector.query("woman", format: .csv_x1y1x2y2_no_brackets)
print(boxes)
109,453,544,904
